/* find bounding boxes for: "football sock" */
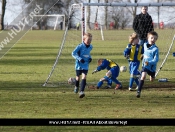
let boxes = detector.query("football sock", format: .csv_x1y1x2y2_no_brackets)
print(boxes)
135,77,139,86
111,77,121,85
97,81,103,88
138,80,144,92
129,77,134,88
80,79,86,91
75,80,79,87
107,79,112,86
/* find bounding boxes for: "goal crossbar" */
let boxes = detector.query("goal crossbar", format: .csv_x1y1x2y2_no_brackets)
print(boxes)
32,15,65,30
83,2,175,7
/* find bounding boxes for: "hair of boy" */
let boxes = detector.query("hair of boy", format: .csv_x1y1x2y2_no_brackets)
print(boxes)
97,58,104,66
83,33,92,39
147,31,158,39
129,33,138,44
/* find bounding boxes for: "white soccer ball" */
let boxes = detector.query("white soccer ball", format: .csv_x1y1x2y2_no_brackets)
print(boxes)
68,77,76,85
120,66,127,72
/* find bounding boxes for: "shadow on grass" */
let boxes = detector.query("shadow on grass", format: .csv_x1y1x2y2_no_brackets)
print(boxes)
0,81,45,89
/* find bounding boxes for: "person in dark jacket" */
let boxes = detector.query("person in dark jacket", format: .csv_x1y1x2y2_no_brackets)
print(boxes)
133,6,154,45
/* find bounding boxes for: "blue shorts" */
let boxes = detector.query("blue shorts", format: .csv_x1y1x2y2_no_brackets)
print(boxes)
129,61,140,75
110,66,119,78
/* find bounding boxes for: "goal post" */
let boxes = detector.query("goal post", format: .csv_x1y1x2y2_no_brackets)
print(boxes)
43,2,175,88
155,34,175,77
32,15,65,30
43,4,79,87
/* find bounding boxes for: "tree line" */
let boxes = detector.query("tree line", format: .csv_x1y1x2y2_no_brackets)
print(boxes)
0,0,174,30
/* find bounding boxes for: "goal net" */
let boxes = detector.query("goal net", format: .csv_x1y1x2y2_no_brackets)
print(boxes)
32,15,65,30
43,3,175,89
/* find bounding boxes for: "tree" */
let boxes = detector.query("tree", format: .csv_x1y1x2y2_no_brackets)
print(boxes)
22,0,80,29
104,0,108,30
120,8,130,29
124,0,138,21
86,0,91,30
0,0,7,30
111,7,130,29
150,0,175,29
94,0,100,23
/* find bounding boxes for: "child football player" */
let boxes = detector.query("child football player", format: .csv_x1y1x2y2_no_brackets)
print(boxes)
123,33,144,91
136,31,159,98
92,59,122,89
72,33,93,98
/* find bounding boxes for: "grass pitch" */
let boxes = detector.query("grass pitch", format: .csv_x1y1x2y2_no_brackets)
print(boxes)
0,30,175,132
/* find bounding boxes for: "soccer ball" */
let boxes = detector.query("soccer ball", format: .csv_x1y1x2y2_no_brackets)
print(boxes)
120,66,127,72
68,77,76,85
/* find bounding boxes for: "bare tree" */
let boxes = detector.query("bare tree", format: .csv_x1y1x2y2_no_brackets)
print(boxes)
157,0,160,29
0,0,7,30
94,0,100,23
155,0,175,29
150,0,175,29
125,0,139,21
111,7,130,29
22,0,77,29
120,8,130,29
86,0,91,30
103,0,121,29
111,11,120,29
104,0,108,30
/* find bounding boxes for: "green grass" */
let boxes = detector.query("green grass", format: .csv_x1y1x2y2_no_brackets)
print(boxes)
0,30,175,131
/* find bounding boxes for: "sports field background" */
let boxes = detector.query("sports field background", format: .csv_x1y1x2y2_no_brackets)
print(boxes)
0,29,175,131
41,29,175,88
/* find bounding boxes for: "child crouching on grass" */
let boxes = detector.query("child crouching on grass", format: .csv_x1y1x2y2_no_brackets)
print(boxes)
92,59,122,90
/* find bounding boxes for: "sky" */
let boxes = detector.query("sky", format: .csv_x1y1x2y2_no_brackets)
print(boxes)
0,0,27,24
1,0,175,25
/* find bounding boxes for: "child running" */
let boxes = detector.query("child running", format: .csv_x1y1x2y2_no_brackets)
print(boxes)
136,31,159,98
124,33,144,91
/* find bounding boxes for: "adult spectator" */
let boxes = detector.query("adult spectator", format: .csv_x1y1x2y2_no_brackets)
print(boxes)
160,21,164,29
60,21,63,30
76,22,80,30
133,6,154,45
110,21,114,30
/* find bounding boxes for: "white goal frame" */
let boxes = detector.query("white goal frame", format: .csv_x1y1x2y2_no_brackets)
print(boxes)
80,2,175,41
43,2,175,86
32,15,65,30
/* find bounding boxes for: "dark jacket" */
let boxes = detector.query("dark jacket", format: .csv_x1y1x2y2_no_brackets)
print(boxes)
133,13,154,39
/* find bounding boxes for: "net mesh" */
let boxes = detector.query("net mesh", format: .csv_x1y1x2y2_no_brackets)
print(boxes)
44,5,175,88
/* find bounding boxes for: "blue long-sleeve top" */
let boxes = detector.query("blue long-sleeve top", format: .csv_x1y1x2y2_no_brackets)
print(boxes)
96,59,118,71
142,42,159,72
72,42,93,70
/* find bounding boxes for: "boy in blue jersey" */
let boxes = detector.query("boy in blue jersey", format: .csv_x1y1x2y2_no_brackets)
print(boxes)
136,31,159,98
72,33,93,98
92,59,122,89
124,33,144,91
